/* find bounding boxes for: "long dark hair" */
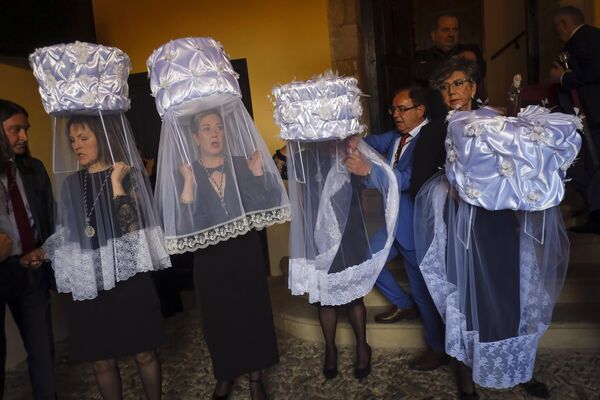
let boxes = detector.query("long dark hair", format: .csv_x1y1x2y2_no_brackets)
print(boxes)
0,99,24,172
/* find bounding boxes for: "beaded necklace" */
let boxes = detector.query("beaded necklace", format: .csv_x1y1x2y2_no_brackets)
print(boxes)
198,160,228,216
81,167,112,238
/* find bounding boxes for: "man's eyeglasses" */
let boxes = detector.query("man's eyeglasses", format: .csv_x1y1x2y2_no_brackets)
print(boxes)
388,105,419,115
435,78,473,92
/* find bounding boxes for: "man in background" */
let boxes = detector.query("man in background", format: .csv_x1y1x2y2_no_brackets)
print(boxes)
0,100,55,399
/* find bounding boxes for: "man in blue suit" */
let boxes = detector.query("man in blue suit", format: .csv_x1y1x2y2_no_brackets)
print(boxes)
346,86,447,371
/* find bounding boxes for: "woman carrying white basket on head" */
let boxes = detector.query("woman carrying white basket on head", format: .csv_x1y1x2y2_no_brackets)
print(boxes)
148,37,290,400
25,42,171,399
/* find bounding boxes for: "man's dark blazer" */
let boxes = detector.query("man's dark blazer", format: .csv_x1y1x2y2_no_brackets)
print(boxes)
412,44,486,88
0,156,55,295
16,156,54,243
561,24,600,130
408,119,447,198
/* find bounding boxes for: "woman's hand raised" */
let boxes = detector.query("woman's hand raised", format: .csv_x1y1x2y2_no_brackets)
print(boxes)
179,163,195,204
111,161,131,197
247,151,264,176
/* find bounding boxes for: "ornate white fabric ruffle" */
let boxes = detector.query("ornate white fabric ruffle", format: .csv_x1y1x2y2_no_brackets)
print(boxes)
147,37,241,117
165,206,291,254
417,174,566,388
43,226,171,301
288,250,389,306
446,105,581,211
271,71,366,141
29,42,131,114
286,140,399,305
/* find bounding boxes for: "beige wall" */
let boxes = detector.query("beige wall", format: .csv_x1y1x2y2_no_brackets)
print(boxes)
92,0,332,153
0,64,52,170
483,0,528,105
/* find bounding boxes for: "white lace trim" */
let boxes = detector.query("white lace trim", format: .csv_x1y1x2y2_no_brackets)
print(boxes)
165,206,291,254
288,141,399,306
288,250,388,306
43,226,172,301
418,180,551,388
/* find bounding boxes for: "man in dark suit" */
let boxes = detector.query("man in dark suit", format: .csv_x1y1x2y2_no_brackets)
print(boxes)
550,6,600,233
0,100,55,399
346,86,447,371
412,13,486,104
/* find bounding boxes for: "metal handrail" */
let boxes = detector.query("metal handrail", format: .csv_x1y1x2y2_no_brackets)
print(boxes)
491,30,526,60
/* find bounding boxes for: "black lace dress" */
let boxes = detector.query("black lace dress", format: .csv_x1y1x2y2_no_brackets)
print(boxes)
65,170,165,362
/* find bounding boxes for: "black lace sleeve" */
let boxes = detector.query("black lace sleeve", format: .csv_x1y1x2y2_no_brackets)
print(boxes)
113,174,140,234
273,149,287,180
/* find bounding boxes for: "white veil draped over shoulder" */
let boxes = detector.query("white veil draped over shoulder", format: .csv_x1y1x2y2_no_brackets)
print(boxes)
273,73,399,306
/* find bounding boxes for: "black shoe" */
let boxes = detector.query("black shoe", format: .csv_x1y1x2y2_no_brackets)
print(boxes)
374,305,419,323
249,378,268,400
459,390,480,400
212,380,233,400
353,345,372,380
520,378,550,398
323,346,338,379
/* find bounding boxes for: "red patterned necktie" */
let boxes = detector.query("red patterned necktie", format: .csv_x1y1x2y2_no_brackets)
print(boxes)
6,165,36,254
392,133,411,168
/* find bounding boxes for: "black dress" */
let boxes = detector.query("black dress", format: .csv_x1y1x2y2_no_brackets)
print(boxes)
190,160,279,380
63,170,165,362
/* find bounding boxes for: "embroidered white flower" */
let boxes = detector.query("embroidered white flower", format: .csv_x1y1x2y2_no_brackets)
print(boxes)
71,41,89,64
160,78,171,89
499,160,514,177
528,124,547,143
527,191,540,203
163,51,176,62
465,185,481,199
315,101,335,120
465,124,483,137
44,71,57,89
447,148,457,163
281,105,301,124
82,91,95,107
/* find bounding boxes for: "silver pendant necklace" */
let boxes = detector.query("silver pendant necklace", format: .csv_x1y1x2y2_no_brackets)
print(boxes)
82,168,112,238
199,161,228,216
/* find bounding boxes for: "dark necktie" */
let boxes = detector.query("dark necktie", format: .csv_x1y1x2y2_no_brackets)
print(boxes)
6,165,36,254
392,133,411,168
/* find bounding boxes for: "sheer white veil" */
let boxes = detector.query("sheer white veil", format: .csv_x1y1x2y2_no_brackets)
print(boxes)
148,38,290,254
415,106,581,387
273,72,399,305
30,42,171,301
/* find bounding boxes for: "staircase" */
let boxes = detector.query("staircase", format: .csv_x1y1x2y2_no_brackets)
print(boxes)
270,231,600,350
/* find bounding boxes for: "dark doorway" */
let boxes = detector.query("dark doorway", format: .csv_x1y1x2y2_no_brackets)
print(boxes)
359,0,483,133
126,58,254,163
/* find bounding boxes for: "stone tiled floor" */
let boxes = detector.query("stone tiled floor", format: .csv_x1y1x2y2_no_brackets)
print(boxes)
5,303,600,399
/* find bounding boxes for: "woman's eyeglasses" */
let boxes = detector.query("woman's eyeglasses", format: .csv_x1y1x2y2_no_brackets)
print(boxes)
436,78,473,92
388,105,419,115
